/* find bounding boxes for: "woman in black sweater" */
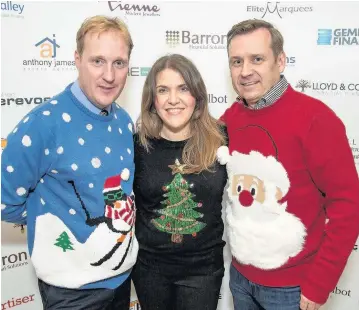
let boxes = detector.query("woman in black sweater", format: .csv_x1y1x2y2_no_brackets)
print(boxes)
132,54,227,310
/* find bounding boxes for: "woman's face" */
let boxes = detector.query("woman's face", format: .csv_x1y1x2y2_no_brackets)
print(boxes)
154,68,196,140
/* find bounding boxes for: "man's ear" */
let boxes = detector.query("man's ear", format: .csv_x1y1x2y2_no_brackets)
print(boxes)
74,50,81,70
277,51,286,73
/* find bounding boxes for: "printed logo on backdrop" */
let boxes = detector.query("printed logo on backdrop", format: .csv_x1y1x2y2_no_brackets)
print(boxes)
295,80,311,92
107,1,160,17
331,287,352,298
22,34,76,72
130,300,141,310
286,56,296,67
35,34,60,58
247,2,313,18
1,138,7,150
295,79,359,97
166,30,298,57
1,93,51,107
208,94,228,104
1,251,29,271
128,66,150,77
13,223,25,233
1,1,25,18
348,139,359,166
2,294,36,309
166,30,227,50
317,28,359,46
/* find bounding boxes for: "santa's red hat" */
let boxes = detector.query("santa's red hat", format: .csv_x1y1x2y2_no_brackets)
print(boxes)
217,125,290,197
103,168,130,193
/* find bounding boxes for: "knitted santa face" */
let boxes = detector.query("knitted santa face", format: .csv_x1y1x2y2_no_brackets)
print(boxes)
217,146,306,270
218,148,291,221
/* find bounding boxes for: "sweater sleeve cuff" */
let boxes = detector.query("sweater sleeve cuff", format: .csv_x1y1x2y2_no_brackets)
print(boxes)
301,282,330,305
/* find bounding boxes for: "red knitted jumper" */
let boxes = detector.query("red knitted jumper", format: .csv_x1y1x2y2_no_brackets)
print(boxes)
221,85,359,304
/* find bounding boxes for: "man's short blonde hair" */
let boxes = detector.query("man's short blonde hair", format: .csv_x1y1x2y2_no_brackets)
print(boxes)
76,15,134,57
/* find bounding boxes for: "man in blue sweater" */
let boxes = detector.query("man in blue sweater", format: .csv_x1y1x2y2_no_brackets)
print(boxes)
1,15,138,309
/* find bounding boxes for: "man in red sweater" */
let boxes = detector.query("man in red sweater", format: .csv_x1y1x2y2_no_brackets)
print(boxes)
219,19,359,310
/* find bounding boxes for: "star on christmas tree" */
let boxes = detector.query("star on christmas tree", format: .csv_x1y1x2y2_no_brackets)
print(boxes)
168,158,187,175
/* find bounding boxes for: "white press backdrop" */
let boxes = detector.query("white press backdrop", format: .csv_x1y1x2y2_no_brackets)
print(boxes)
1,1,359,309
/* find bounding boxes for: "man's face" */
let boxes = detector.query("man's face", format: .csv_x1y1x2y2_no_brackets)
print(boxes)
75,30,129,109
228,28,285,106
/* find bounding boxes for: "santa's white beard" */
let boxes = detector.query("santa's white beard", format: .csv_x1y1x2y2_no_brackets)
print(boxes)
226,197,306,270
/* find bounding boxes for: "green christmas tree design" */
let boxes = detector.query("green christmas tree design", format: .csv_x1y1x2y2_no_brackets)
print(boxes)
151,159,206,243
54,231,74,252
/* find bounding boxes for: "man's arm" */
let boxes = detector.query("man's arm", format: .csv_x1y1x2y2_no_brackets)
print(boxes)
218,101,241,126
301,109,359,304
1,113,55,224
219,107,230,124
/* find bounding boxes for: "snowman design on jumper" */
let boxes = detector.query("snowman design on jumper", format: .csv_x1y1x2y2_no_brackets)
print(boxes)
31,168,137,288
68,168,136,269
217,126,307,270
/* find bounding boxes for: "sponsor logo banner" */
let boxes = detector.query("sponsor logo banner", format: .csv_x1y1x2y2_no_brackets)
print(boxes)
295,80,359,96
317,28,359,46
349,138,359,166
1,1,25,18
23,35,76,71
128,67,150,77
108,1,160,17
130,300,141,310
166,30,226,50
208,94,228,104
1,251,29,271
331,287,352,297
1,93,51,107
247,2,313,19
1,294,36,308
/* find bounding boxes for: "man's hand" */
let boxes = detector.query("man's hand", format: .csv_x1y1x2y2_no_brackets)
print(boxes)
300,294,321,310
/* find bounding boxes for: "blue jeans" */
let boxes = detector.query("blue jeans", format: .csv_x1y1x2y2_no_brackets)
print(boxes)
229,264,301,310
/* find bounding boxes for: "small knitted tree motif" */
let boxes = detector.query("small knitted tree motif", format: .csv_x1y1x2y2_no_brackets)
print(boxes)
152,159,206,243
54,231,74,252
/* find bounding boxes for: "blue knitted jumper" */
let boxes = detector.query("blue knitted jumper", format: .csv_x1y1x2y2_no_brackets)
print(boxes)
1,83,138,289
